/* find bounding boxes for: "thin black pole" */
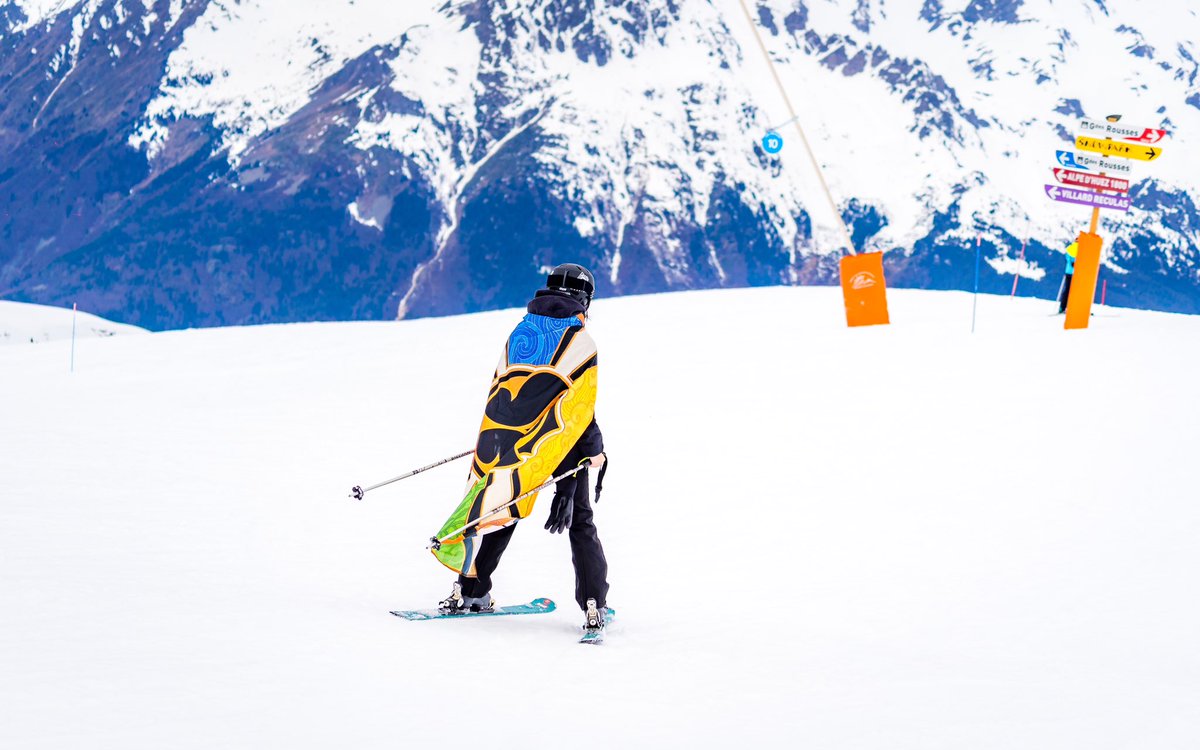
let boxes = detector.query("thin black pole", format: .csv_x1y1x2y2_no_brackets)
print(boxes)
350,450,473,500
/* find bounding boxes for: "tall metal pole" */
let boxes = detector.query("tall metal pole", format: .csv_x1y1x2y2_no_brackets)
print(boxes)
735,0,858,255
1087,131,1114,236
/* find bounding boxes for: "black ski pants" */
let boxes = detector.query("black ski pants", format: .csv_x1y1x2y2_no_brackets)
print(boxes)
1058,272,1074,313
459,473,609,611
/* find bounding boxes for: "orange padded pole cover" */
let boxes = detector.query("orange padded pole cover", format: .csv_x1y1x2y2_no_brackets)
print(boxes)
839,252,891,327
1065,232,1103,330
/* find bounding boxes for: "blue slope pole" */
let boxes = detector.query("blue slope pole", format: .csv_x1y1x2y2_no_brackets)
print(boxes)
70,302,77,373
971,236,981,333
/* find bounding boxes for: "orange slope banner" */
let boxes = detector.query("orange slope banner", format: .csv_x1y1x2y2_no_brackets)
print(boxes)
840,252,890,327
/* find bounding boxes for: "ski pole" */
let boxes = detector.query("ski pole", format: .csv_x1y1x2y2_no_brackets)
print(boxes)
428,463,590,550
350,450,474,501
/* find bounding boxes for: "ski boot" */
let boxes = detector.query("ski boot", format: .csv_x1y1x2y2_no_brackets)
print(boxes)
584,598,607,632
579,598,612,644
437,582,495,614
464,592,496,613
437,582,465,614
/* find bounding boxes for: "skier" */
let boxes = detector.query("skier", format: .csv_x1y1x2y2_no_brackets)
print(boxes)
1057,240,1078,314
436,263,612,635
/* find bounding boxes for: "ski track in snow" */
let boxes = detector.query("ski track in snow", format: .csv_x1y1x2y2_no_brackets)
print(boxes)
1,288,1199,748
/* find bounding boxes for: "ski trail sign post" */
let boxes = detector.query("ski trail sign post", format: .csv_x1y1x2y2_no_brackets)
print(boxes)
1046,114,1169,329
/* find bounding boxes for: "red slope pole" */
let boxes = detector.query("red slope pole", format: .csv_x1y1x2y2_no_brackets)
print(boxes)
1011,238,1026,297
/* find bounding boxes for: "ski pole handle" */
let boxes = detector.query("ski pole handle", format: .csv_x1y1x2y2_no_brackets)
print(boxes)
350,449,473,500
429,463,590,550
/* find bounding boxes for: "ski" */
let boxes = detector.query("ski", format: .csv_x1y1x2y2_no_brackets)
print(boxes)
390,597,555,621
579,608,616,645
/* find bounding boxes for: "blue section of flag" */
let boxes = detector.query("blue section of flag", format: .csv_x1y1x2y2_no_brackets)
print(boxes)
506,314,579,366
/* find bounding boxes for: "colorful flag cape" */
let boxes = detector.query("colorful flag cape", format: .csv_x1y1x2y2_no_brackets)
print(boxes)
431,311,598,575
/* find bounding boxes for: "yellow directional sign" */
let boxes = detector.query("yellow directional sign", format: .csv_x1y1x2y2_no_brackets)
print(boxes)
1075,136,1162,161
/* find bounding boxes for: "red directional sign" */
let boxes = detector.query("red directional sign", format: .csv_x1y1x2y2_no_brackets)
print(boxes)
1079,118,1168,144
1051,168,1130,193
1127,129,1168,144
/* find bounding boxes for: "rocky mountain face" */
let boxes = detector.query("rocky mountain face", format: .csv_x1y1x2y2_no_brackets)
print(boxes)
1,0,1197,329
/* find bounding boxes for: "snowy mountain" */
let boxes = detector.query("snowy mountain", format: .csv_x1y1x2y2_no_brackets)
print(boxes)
3,287,1200,747
0,299,145,344
0,0,1197,329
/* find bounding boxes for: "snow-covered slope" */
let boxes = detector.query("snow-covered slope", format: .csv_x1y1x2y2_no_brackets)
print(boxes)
0,0,1197,327
1,288,1198,748
0,300,145,345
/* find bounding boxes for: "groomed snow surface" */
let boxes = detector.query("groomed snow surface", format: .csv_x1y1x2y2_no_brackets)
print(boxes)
2,287,1198,748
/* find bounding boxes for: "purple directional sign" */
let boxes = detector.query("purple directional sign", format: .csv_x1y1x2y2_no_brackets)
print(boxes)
1044,184,1130,212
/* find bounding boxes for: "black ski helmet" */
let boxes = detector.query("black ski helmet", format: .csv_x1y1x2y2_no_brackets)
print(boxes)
546,262,596,310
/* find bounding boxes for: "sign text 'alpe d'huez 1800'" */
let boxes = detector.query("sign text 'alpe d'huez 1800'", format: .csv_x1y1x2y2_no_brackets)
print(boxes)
1045,115,1169,330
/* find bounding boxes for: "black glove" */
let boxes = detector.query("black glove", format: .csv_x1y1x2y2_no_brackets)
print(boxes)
544,487,574,534
593,454,608,504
